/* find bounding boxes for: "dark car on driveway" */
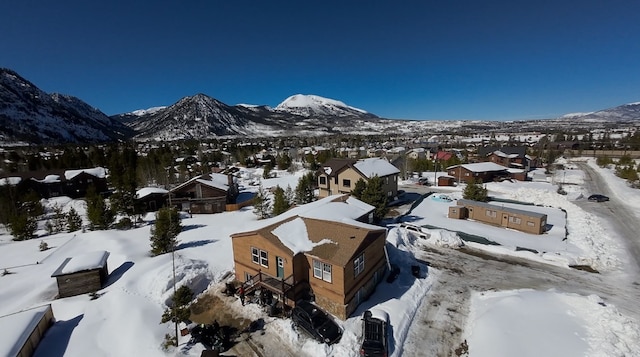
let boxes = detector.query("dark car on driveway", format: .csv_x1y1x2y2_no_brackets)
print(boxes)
588,194,609,202
360,309,389,357
291,300,342,344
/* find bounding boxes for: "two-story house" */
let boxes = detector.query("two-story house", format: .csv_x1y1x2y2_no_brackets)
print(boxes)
169,173,239,214
317,158,400,200
231,195,388,320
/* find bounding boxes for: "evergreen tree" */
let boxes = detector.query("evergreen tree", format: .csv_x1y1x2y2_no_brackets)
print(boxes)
160,285,194,323
272,186,290,216
253,185,271,219
8,212,37,241
284,185,295,206
351,179,367,199
51,205,67,233
276,154,292,170
67,207,83,232
150,207,182,256
462,179,488,202
359,176,389,223
295,172,316,204
86,185,114,230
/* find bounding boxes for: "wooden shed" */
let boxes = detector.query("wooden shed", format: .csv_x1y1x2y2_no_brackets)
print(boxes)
448,205,467,219
51,251,110,298
438,176,456,187
0,304,54,357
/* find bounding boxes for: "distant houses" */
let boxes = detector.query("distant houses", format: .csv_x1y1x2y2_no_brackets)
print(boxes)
0,167,108,199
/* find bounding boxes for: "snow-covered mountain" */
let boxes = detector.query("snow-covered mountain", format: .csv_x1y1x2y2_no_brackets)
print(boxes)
118,93,281,140
116,93,386,140
560,102,640,122
274,94,377,118
0,68,132,144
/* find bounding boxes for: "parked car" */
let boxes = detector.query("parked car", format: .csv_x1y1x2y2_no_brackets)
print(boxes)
291,300,342,344
588,194,609,202
360,309,389,357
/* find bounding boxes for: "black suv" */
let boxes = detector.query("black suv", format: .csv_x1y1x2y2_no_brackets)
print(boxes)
291,300,342,344
360,309,389,357
588,194,609,202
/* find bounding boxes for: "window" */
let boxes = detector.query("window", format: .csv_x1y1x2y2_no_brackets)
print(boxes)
251,247,269,268
260,250,269,268
244,272,253,282
313,259,332,283
527,221,535,227
465,172,470,176
485,210,496,218
354,253,365,277
319,176,326,185
342,179,351,187
509,216,522,224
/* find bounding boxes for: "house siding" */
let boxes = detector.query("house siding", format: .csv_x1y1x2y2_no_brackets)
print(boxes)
450,200,546,234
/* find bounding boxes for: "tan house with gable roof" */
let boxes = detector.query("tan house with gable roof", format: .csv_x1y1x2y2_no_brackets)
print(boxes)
317,158,400,200
231,195,388,319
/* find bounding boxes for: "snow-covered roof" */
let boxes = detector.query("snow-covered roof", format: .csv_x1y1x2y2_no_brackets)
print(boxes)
64,167,107,180
0,305,52,357
448,162,509,172
135,187,168,199
271,217,335,255
457,199,547,219
51,251,110,277
32,174,61,183
492,150,520,159
0,177,21,186
296,195,375,223
172,173,232,192
353,158,400,178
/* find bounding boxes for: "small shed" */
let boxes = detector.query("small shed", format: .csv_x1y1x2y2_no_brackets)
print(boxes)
438,176,456,187
0,304,54,357
51,251,110,298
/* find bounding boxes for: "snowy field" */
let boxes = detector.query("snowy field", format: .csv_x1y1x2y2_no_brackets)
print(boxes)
0,159,639,356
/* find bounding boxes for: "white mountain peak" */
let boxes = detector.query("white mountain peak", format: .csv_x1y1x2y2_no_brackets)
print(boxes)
275,94,369,117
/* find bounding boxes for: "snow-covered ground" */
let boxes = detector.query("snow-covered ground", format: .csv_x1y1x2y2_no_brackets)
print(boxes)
0,160,639,356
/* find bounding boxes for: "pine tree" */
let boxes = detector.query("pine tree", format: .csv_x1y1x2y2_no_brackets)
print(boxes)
253,184,271,219
295,172,315,204
462,179,488,202
360,176,389,223
272,186,290,216
51,205,66,233
8,212,37,241
86,185,114,230
284,185,295,206
67,207,83,232
351,179,366,199
150,207,182,256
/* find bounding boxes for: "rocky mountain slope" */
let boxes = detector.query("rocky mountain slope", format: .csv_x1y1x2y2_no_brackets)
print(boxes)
0,68,132,144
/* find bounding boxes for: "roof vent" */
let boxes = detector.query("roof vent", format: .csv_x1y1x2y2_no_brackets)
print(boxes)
350,236,356,239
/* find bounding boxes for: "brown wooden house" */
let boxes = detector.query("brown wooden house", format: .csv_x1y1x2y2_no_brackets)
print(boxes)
449,199,547,234
231,196,387,320
1,167,108,199
169,173,239,214
51,251,110,298
317,158,399,200
446,162,510,184
0,304,54,357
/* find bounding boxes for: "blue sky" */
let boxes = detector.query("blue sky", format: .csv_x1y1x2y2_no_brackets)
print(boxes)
1,1,639,120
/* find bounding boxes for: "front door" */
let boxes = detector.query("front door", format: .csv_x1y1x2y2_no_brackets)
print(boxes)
276,256,284,279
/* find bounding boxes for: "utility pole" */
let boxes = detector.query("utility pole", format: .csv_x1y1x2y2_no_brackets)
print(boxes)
172,240,178,345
